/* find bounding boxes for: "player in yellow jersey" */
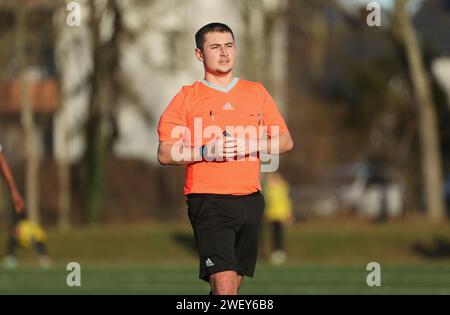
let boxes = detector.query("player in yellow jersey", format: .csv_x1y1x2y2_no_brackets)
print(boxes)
264,172,293,265
0,144,25,215
1,145,50,268
4,218,51,269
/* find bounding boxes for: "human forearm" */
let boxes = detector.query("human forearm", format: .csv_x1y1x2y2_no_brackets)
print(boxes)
158,137,238,165
158,142,199,165
158,132,293,165
0,155,20,194
249,133,294,155
0,154,25,213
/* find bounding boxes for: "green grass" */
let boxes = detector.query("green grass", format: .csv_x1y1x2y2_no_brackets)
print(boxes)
1,264,450,294
1,219,450,294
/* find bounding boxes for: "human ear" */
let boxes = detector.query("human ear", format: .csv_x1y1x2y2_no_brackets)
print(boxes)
194,48,203,62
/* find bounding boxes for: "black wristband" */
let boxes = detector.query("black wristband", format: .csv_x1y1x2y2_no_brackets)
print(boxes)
200,145,207,160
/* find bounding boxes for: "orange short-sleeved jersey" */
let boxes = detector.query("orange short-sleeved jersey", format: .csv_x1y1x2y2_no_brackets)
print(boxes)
158,78,290,195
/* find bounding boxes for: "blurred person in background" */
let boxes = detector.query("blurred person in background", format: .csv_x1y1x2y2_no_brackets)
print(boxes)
4,218,51,269
0,144,25,216
0,144,50,269
263,172,293,265
1,144,25,268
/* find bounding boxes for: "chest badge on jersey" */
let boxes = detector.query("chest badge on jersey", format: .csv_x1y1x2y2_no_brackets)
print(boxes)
222,102,234,110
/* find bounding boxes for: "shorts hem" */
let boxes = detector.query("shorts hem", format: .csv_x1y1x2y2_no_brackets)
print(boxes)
200,266,239,283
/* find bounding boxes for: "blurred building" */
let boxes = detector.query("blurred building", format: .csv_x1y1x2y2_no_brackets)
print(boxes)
0,1,58,161
0,73,59,160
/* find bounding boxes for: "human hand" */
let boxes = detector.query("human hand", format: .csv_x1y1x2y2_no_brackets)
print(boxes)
202,133,237,161
12,191,25,214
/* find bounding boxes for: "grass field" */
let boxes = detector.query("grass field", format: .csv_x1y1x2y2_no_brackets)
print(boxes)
1,264,450,294
1,219,450,294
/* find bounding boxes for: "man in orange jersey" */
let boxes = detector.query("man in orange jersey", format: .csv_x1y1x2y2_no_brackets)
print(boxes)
157,23,293,295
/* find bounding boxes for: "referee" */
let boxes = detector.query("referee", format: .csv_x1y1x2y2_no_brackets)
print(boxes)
157,23,293,295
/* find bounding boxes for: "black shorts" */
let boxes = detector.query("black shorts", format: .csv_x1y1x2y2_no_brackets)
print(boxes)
186,191,265,282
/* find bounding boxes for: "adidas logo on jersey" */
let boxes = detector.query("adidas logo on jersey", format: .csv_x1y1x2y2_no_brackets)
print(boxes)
222,102,234,110
205,258,215,267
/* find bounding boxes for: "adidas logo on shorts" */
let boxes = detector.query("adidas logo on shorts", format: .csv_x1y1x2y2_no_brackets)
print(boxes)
205,258,214,267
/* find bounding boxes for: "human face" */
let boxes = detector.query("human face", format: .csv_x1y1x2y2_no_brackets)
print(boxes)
195,32,236,75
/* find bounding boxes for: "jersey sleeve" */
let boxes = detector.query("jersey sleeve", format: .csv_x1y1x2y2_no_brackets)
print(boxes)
258,83,290,138
158,89,189,143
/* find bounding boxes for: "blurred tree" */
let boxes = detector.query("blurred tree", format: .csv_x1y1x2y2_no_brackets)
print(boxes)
239,0,288,110
16,0,40,224
82,0,122,224
53,0,190,224
285,0,425,216
53,1,72,230
394,0,446,221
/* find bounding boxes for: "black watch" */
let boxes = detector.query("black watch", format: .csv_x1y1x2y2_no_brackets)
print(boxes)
200,145,208,160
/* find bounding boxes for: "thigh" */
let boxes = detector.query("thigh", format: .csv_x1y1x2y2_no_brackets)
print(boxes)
187,196,242,281
236,193,265,276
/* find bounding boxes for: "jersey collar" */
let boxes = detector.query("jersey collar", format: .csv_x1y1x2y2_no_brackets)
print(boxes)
200,77,239,93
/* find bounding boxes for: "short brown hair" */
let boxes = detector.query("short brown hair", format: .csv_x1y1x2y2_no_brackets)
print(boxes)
195,23,234,51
